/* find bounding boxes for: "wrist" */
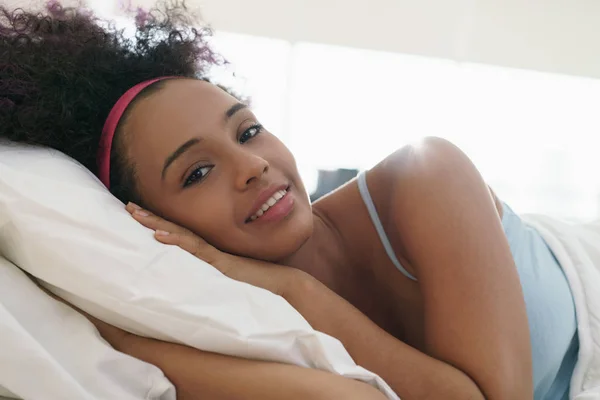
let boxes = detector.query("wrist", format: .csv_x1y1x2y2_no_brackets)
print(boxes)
280,268,322,301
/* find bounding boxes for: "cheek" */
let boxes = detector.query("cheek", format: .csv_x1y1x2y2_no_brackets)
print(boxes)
154,191,236,246
268,138,302,178
271,138,296,164
277,145,309,197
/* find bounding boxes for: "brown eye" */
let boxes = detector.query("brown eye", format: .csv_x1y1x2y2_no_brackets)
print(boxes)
239,124,263,144
184,165,212,187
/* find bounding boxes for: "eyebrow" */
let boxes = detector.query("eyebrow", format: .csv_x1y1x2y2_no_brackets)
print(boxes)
225,102,248,119
161,103,249,180
161,138,201,180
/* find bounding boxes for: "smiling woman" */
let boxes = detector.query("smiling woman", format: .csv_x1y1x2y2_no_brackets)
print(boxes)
120,78,313,261
0,1,582,400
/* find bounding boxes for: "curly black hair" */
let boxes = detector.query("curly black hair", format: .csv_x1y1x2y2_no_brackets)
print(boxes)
0,0,226,204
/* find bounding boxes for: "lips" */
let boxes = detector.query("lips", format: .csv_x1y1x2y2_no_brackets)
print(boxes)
245,184,290,223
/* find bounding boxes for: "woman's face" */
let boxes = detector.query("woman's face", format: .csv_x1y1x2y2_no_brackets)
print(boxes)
122,79,313,261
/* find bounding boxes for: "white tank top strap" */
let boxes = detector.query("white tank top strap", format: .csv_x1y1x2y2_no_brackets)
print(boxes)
356,171,417,281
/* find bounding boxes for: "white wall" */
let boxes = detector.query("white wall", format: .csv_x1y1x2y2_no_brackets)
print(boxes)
106,0,600,79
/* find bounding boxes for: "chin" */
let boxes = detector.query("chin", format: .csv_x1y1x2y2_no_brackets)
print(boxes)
244,217,313,262
216,195,313,262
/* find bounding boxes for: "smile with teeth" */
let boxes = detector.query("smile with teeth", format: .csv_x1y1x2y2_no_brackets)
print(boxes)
249,189,288,221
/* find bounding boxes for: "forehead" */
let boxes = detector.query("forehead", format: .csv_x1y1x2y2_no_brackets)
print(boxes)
131,79,236,127
124,79,237,148
122,79,240,176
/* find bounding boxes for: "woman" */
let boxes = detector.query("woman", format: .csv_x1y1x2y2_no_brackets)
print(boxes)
0,2,579,399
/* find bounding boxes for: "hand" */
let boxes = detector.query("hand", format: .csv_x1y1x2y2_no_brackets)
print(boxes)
126,202,306,298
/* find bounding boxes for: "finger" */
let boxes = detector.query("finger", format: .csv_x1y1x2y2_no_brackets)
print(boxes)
125,202,142,213
154,231,218,265
127,204,189,235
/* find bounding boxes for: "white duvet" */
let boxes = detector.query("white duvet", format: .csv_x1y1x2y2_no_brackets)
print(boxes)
522,214,600,399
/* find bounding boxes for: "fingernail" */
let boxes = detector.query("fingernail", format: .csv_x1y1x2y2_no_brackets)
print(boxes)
155,230,170,236
128,202,142,210
134,209,149,217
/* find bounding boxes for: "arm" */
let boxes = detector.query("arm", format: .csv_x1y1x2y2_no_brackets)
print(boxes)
129,208,489,399
383,137,532,399
115,333,389,400
37,283,387,400
285,269,487,399
282,138,532,399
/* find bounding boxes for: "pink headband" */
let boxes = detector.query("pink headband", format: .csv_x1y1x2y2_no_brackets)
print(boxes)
97,77,174,188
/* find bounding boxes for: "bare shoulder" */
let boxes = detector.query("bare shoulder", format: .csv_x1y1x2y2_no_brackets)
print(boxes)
367,142,532,400
369,136,471,184
368,136,502,218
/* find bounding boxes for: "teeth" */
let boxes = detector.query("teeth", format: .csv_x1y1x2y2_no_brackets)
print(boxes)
249,189,288,222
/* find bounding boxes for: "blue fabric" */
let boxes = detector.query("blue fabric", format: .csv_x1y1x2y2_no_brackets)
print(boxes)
501,203,578,400
357,172,578,399
357,171,417,280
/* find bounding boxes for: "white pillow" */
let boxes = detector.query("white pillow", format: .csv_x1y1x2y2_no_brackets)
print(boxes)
0,255,175,400
0,143,398,400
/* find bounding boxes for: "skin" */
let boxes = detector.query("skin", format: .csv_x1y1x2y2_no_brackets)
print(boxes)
123,79,314,262
116,78,533,399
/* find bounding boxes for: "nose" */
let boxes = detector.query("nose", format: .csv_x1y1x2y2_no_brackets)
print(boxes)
233,149,269,190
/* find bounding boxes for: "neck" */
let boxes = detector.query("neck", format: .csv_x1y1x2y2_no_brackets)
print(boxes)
280,207,353,296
